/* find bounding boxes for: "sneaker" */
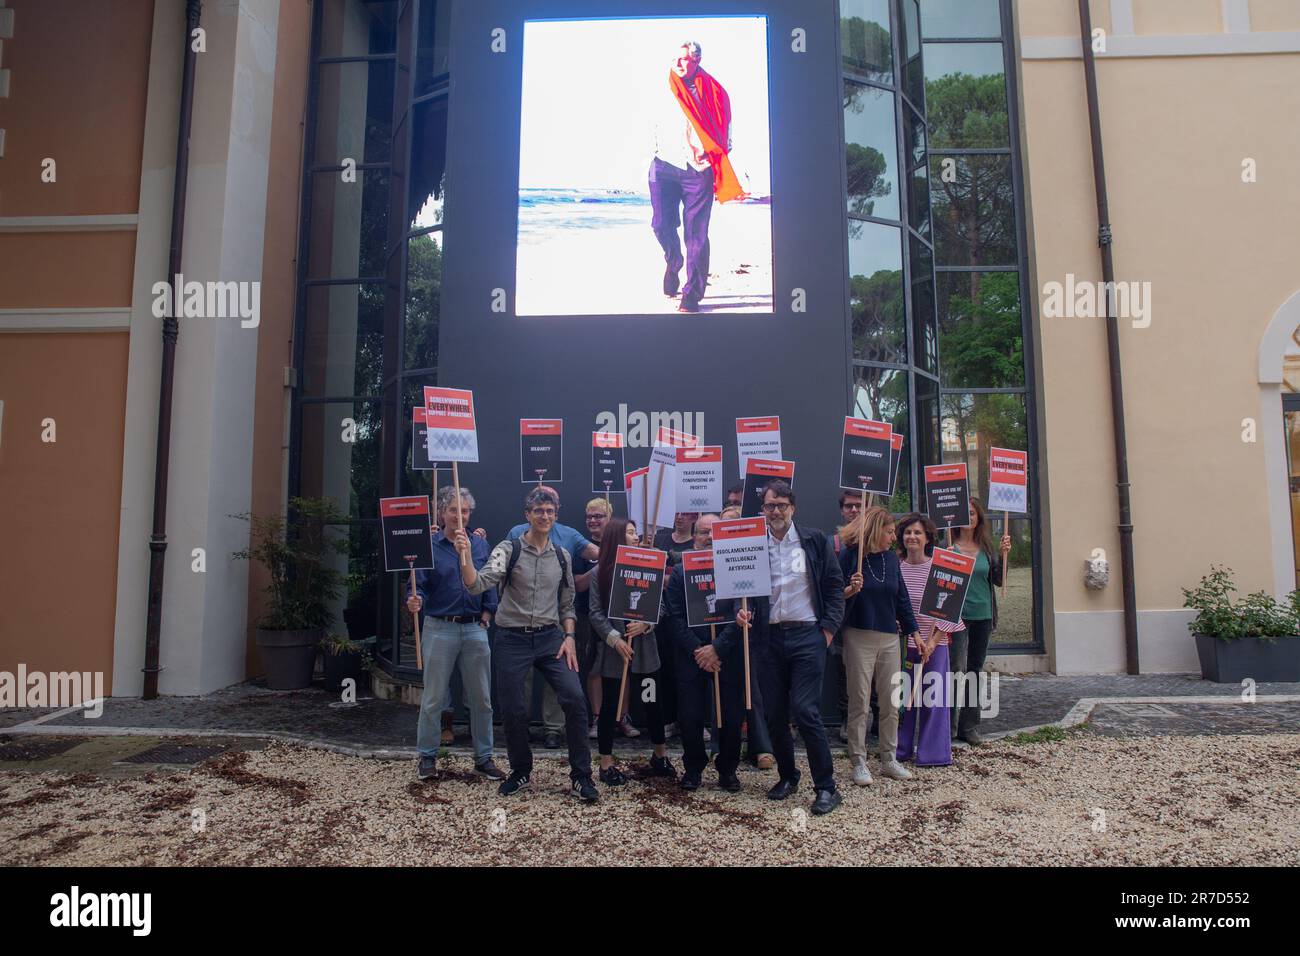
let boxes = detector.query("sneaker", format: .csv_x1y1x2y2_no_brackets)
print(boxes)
474,758,506,781
499,771,530,796
879,758,912,781
617,715,640,738
648,755,678,779
588,716,599,739
851,757,873,786
951,739,970,751
599,765,627,787
572,775,600,803
959,729,986,747
417,756,438,781
756,753,775,771
543,731,562,750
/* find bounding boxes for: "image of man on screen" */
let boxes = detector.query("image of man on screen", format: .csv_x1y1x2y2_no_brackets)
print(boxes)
650,41,746,314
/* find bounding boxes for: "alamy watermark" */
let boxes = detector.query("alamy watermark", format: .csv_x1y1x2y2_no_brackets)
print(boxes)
890,668,999,717
151,274,261,328
0,664,104,718
593,405,704,447
1040,273,1151,329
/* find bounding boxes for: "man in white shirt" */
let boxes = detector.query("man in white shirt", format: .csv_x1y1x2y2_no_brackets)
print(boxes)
648,41,736,313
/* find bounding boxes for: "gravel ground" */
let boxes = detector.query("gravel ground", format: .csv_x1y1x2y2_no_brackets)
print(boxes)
2,733,1297,866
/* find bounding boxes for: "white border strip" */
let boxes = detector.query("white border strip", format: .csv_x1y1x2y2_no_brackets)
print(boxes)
985,693,1300,740
0,214,139,233
1023,31,1300,59
0,307,132,331
1223,0,1251,34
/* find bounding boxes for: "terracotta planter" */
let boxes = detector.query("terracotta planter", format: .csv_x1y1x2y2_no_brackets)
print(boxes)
256,628,322,690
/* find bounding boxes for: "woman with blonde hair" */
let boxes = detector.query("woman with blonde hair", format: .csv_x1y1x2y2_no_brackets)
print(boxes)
837,506,922,785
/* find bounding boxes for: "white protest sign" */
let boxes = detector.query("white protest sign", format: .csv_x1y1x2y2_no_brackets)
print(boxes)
711,516,773,600
735,416,781,479
675,445,724,512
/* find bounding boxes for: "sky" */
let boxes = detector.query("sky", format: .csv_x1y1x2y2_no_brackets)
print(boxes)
518,16,772,194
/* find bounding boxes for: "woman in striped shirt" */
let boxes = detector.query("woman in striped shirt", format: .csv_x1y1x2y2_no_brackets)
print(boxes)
895,513,963,767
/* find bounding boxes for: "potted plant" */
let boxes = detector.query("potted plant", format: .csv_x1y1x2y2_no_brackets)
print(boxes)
321,633,373,693
1182,566,1300,683
234,497,348,690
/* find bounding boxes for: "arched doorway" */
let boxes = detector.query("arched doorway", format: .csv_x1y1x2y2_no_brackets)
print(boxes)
1260,289,1300,597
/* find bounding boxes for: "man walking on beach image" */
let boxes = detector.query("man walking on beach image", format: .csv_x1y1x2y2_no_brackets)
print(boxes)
650,41,746,313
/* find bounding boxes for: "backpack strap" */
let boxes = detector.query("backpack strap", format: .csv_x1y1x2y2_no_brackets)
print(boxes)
504,536,523,585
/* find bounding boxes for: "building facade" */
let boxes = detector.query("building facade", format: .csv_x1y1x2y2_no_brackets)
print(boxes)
1,0,1297,696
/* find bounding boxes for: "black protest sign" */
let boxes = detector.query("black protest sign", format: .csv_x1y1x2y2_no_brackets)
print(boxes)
379,496,434,571
840,417,893,492
592,431,625,494
606,546,668,623
924,463,971,530
681,549,727,628
919,547,976,624
520,419,563,483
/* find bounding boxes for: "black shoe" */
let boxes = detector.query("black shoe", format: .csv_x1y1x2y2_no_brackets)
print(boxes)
767,778,799,801
677,299,700,313
499,771,530,796
416,756,438,781
648,755,678,779
543,731,562,749
474,758,506,781
811,788,843,815
680,772,702,792
663,268,680,297
599,765,627,787
717,773,742,793
572,775,600,803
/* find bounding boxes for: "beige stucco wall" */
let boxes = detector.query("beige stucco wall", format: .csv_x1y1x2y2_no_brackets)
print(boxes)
1250,0,1300,32
1016,0,1300,670
1132,0,1224,35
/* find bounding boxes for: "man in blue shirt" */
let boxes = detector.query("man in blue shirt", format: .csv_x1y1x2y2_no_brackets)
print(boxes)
406,485,503,782
508,486,599,749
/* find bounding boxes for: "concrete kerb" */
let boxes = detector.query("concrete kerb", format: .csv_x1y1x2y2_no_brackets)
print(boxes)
4,694,1298,761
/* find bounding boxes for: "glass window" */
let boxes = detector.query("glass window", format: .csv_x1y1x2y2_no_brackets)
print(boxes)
940,391,1028,498
852,365,911,512
297,401,384,520
844,82,900,221
924,42,1008,149
936,271,1023,388
929,154,1017,266
910,234,938,375
414,0,452,96
404,231,442,372
409,98,448,231
898,0,924,106
841,0,893,84
919,0,1001,39
313,61,395,165
995,516,1036,645
848,221,906,364
318,0,397,58
908,157,931,239
308,169,390,280
340,520,383,644
301,283,386,397
915,374,940,476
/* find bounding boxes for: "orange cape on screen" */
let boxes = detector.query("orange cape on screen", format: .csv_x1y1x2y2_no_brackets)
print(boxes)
669,68,747,204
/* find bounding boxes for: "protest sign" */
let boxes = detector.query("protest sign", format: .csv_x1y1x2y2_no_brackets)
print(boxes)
735,416,781,479
423,386,478,463
681,549,728,628
919,547,976,624
592,431,625,495
379,496,434,572
520,418,563,484
606,546,668,623
711,517,772,600
675,445,724,512
924,463,971,530
740,458,795,518
989,447,1028,514
839,417,893,492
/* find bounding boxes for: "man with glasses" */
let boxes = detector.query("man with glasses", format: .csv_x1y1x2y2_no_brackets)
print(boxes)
456,487,598,802
507,485,599,749
711,480,845,814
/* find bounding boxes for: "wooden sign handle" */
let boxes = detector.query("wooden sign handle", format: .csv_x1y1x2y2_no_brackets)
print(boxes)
741,597,752,711
616,629,634,721
453,461,468,568
855,483,868,576
1001,510,1010,598
409,562,423,671
710,623,722,728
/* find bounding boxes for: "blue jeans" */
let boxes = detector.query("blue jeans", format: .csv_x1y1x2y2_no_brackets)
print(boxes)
418,618,494,764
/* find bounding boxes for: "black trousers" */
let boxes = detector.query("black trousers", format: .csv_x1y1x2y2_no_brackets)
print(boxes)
649,157,714,306
757,624,836,793
597,675,664,755
956,618,993,736
495,627,591,779
674,640,743,778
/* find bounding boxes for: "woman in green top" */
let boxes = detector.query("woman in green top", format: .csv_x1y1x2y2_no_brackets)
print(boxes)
949,497,1011,746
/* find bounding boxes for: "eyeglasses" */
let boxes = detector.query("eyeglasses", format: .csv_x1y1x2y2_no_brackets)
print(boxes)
585,513,607,521
761,502,792,513
530,508,557,517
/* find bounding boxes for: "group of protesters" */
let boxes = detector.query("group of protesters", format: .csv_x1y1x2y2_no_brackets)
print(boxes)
404,479,1010,814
